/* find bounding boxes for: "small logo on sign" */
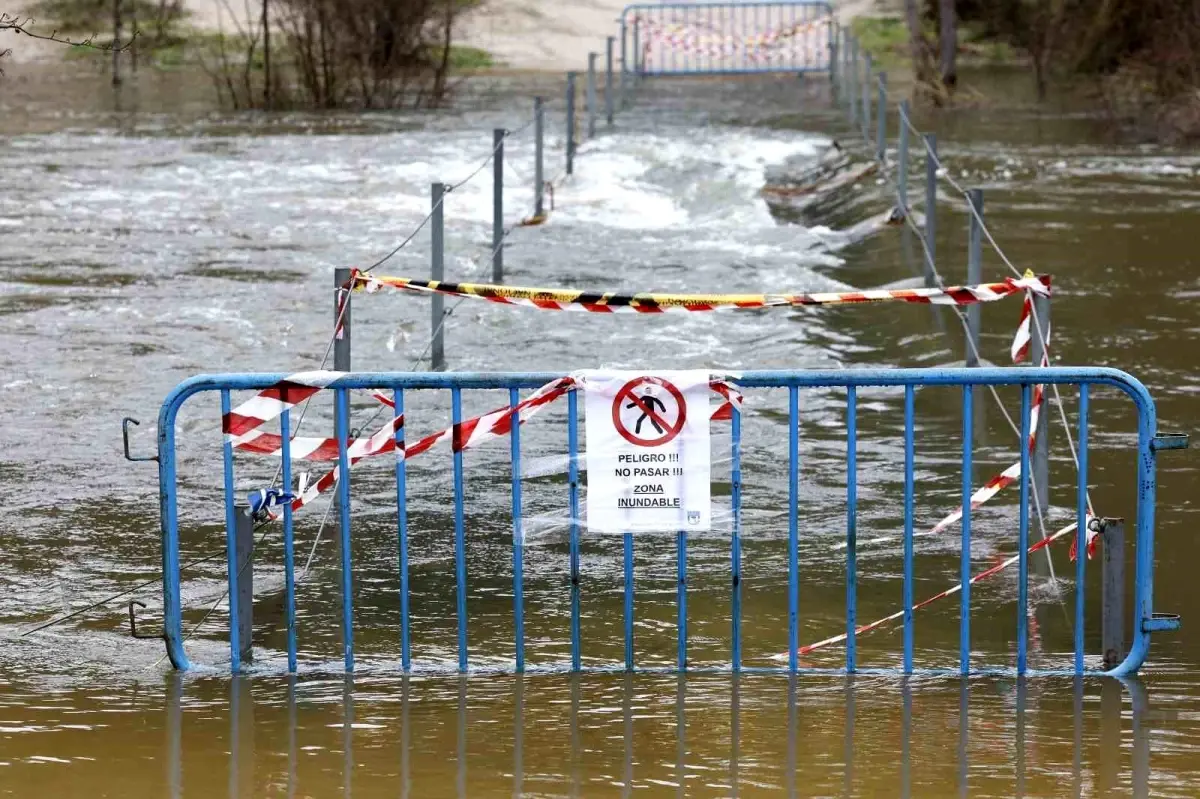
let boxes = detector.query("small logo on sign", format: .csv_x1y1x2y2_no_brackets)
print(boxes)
688,511,700,525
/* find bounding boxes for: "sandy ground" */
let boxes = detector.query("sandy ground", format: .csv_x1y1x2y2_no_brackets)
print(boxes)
4,0,898,69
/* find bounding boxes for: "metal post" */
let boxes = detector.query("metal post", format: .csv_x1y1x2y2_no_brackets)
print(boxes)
606,36,615,127
492,128,504,284
566,72,576,176
334,267,351,372
966,189,983,367
848,38,859,125
633,19,641,80
587,52,598,139
1101,519,1125,669
534,97,545,218
898,100,910,209
923,133,938,287
234,501,254,664
1031,290,1051,511
876,72,887,163
829,22,839,91
861,55,872,141
431,183,446,372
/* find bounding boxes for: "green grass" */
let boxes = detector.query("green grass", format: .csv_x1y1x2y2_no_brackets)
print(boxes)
447,45,497,71
849,15,1023,70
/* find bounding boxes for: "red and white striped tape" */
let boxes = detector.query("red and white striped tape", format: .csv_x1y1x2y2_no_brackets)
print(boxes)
635,15,830,65
226,373,744,515
792,518,1084,657
350,271,1050,315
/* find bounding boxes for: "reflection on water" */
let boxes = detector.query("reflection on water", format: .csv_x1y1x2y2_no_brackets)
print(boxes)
135,675,1162,797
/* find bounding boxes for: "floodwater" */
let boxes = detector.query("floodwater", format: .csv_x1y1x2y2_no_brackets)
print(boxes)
0,65,1197,797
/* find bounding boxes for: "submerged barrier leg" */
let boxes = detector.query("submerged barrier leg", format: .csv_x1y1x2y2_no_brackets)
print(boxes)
606,36,615,128
845,388,858,673
677,530,687,671
335,388,354,672
923,134,938,287
566,72,576,176
966,189,984,366
220,390,242,673
510,388,525,672
534,97,545,219
1074,387,1090,675
587,52,598,140
452,388,467,672
960,384,973,675
431,183,446,372
493,129,504,284
1102,519,1126,669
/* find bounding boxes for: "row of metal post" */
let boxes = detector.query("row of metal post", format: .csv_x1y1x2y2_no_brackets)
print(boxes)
831,26,1125,667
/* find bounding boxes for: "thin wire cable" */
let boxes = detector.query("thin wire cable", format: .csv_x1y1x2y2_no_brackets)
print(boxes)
898,105,1094,516
366,116,536,272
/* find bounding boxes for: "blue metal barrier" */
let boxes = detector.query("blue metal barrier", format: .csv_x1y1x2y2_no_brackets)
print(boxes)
620,2,834,77
157,367,1176,677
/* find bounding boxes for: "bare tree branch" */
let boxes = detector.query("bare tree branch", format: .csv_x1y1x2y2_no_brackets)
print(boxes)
0,12,140,52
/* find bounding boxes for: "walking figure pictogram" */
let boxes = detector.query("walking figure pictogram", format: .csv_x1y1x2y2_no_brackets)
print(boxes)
627,389,667,435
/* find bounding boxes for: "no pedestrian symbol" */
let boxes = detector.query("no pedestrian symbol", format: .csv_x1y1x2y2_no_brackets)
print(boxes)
583,370,711,534
612,376,687,448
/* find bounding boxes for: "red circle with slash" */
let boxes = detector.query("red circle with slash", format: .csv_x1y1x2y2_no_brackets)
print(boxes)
612,376,687,447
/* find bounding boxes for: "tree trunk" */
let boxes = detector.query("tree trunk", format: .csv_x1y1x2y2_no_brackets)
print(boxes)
262,0,271,108
112,0,122,86
939,0,957,90
903,0,935,85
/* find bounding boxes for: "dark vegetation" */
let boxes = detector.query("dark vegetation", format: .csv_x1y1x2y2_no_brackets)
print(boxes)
891,0,1200,141
5,0,488,108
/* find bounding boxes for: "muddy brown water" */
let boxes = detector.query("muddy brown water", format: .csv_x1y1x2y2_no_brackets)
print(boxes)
0,65,1197,796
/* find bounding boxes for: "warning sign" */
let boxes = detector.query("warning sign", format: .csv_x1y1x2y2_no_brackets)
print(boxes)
583,370,711,533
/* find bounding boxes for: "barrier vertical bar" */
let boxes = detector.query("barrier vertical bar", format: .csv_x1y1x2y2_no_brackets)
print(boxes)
587,52,598,140
876,72,887,162
1102,519,1126,669
534,98,545,218
966,189,984,366
1074,386,1089,674
787,386,799,673
220,389,241,673
623,532,634,671
234,501,254,666
731,402,743,672
845,387,858,673
1031,292,1051,516
335,387,354,672
902,386,915,674
960,384,973,675
898,100,910,209
606,36,615,127
923,134,938,287
395,388,410,671
431,183,446,372
568,391,581,671
1017,384,1032,675
509,388,525,673
452,388,467,672
566,72,576,176
677,530,687,671
281,408,297,673
492,129,504,284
